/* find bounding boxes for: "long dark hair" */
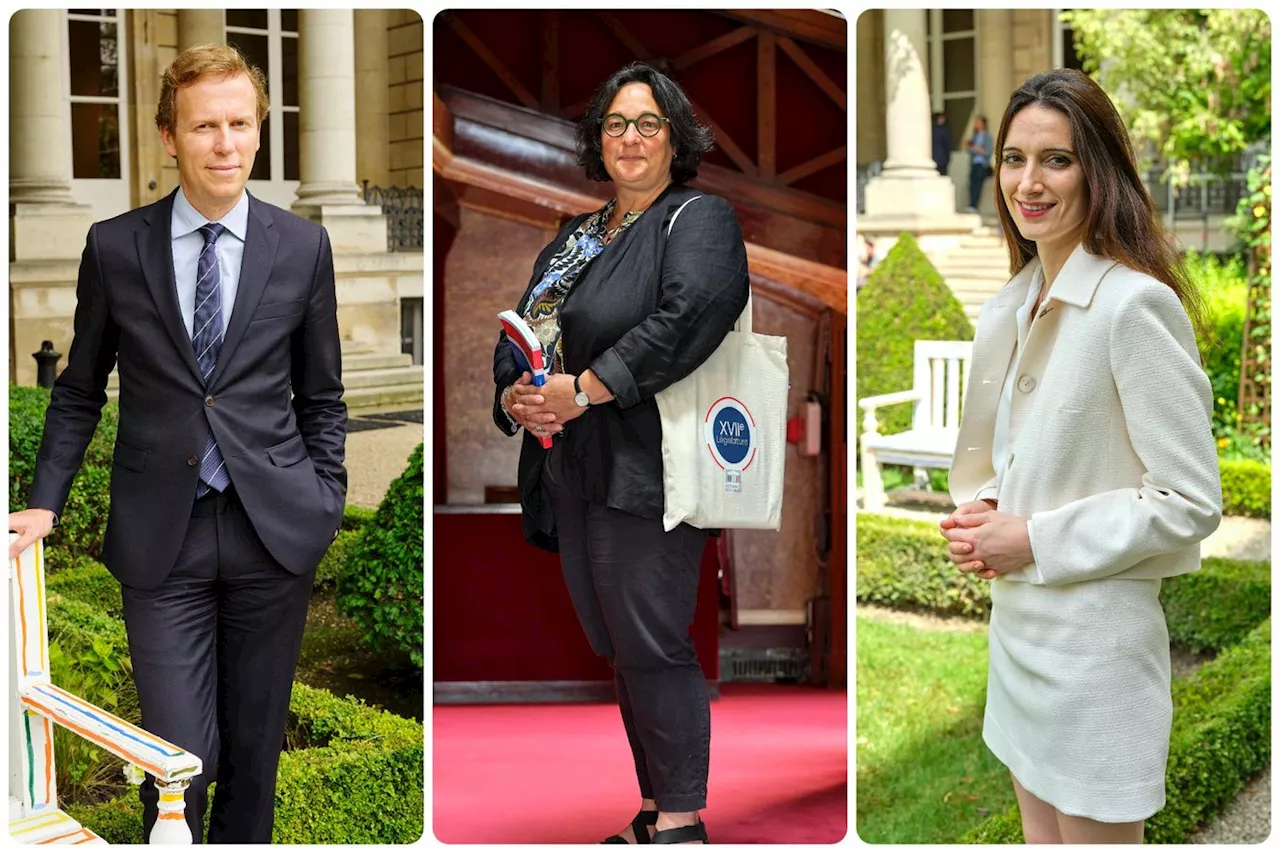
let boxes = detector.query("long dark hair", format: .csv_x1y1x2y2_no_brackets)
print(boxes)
992,68,1207,338
574,61,714,185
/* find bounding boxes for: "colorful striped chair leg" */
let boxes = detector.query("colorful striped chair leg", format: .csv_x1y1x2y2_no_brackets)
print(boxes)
149,777,193,844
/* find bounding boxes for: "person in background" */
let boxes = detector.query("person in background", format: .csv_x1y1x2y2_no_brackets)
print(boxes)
932,111,951,176
493,60,748,844
966,114,992,212
940,68,1220,844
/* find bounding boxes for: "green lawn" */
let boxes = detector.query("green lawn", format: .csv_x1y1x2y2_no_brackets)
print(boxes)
855,614,1017,843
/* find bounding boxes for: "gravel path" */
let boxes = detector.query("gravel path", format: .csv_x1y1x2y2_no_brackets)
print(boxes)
343,421,423,509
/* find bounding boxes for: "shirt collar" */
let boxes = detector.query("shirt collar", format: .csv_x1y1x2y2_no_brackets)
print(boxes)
171,187,250,242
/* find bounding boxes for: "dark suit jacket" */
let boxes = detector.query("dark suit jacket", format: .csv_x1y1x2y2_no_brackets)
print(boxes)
492,184,749,551
29,189,347,589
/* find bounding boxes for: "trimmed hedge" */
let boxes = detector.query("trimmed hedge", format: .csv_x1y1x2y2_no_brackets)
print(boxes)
9,386,118,568
63,683,424,843
856,233,974,437
342,504,377,531
855,514,991,619
337,444,424,667
46,557,123,618
856,514,1270,652
959,618,1270,843
315,529,360,590
1219,458,1270,518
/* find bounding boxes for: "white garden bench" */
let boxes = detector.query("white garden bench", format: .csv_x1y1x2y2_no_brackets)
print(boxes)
9,537,203,844
858,340,973,512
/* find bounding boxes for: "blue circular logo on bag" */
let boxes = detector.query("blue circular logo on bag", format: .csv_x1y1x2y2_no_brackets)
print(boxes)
704,396,757,471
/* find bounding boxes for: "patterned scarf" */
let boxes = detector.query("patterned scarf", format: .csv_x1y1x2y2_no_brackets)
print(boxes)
520,198,644,374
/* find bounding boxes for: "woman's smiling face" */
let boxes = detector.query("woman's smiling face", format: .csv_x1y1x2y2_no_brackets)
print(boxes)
999,104,1089,251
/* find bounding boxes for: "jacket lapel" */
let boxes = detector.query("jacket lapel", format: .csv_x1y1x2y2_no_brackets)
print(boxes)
209,193,279,389
138,189,205,384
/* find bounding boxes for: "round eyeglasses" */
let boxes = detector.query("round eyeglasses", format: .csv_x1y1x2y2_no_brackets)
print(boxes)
602,112,670,138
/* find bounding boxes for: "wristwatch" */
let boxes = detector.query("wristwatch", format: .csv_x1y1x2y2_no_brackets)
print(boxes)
573,375,591,408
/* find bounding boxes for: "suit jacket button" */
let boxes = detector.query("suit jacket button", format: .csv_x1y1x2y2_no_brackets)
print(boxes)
1017,375,1036,393
187,455,199,467
204,395,216,407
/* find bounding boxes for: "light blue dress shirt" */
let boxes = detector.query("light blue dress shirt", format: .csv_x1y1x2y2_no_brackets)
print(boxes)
171,188,249,338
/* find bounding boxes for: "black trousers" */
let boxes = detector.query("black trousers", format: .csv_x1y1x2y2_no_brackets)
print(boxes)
119,485,315,843
544,445,711,812
969,161,989,210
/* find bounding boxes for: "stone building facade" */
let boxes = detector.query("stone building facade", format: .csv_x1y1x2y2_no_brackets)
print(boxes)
9,8,424,410
856,7,1241,303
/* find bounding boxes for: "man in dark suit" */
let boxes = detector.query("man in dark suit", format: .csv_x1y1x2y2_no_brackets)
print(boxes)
7,45,346,843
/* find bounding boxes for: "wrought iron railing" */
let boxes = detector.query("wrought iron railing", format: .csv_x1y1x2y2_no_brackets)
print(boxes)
362,182,423,252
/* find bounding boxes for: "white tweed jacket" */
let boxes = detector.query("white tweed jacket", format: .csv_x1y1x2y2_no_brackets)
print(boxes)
949,243,1222,586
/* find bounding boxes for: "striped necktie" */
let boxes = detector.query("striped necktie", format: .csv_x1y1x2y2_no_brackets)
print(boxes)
194,223,231,497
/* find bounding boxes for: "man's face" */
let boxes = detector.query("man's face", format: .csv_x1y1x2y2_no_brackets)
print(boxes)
159,72,261,218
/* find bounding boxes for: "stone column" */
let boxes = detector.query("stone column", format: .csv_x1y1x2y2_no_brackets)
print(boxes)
861,8,965,224
354,9,391,189
975,10,1014,217
292,9,385,252
10,10,77,207
176,9,224,51
10,9,95,261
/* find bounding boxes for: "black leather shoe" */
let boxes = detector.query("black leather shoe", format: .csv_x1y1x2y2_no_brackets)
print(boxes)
602,810,659,844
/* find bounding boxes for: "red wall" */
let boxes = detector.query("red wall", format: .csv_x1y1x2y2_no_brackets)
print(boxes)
433,510,720,683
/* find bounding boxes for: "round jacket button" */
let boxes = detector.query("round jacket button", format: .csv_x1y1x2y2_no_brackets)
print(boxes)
204,395,216,407
1017,375,1036,393
187,455,199,467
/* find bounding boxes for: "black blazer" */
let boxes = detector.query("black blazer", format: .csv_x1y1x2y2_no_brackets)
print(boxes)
29,190,348,588
492,184,750,551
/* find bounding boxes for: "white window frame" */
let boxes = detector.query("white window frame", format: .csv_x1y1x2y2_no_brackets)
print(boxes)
926,10,979,142
67,9,130,222
225,9,299,209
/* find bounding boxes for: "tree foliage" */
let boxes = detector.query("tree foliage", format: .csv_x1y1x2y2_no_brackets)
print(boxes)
1061,9,1270,182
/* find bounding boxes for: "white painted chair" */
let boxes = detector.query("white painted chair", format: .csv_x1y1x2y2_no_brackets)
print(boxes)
9,536,203,844
858,340,973,512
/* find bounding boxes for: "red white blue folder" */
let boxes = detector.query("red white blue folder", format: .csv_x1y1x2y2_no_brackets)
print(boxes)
498,310,553,449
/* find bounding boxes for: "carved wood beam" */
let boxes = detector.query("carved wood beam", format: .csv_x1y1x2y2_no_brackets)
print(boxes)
672,25,756,70
717,10,846,51
433,90,453,153
688,95,757,177
540,11,559,113
758,31,775,180
746,243,847,314
778,146,846,186
597,11,653,61
778,36,846,111
443,12,539,110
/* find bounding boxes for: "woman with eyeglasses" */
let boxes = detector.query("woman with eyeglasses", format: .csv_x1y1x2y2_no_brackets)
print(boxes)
491,61,749,844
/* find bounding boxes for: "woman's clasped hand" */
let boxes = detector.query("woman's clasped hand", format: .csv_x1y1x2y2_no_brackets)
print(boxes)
504,371,565,436
939,501,1034,580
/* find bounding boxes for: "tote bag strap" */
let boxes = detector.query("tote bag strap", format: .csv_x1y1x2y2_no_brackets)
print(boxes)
665,194,752,334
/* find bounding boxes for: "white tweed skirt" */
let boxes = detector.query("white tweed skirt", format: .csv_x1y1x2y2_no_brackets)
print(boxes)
983,576,1172,823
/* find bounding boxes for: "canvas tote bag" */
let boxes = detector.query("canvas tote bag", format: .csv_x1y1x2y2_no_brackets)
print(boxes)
655,196,789,531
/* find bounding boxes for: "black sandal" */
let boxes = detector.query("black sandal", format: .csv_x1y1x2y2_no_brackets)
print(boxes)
651,821,708,844
602,810,659,844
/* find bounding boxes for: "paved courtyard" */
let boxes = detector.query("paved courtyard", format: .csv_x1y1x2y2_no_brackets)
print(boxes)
342,411,424,509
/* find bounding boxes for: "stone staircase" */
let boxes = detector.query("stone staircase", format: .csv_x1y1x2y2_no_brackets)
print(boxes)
105,352,423,415
929,225,1011,328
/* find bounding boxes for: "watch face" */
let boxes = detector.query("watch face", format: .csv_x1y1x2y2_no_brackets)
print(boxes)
575,391,590,407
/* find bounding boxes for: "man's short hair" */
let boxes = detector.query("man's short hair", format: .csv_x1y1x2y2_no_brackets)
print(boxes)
155,44,269,134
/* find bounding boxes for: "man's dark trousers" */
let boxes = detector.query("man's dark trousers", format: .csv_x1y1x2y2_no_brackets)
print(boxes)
121,486,314,843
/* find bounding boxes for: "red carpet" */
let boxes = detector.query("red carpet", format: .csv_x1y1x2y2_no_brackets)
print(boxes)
432,684,848,843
